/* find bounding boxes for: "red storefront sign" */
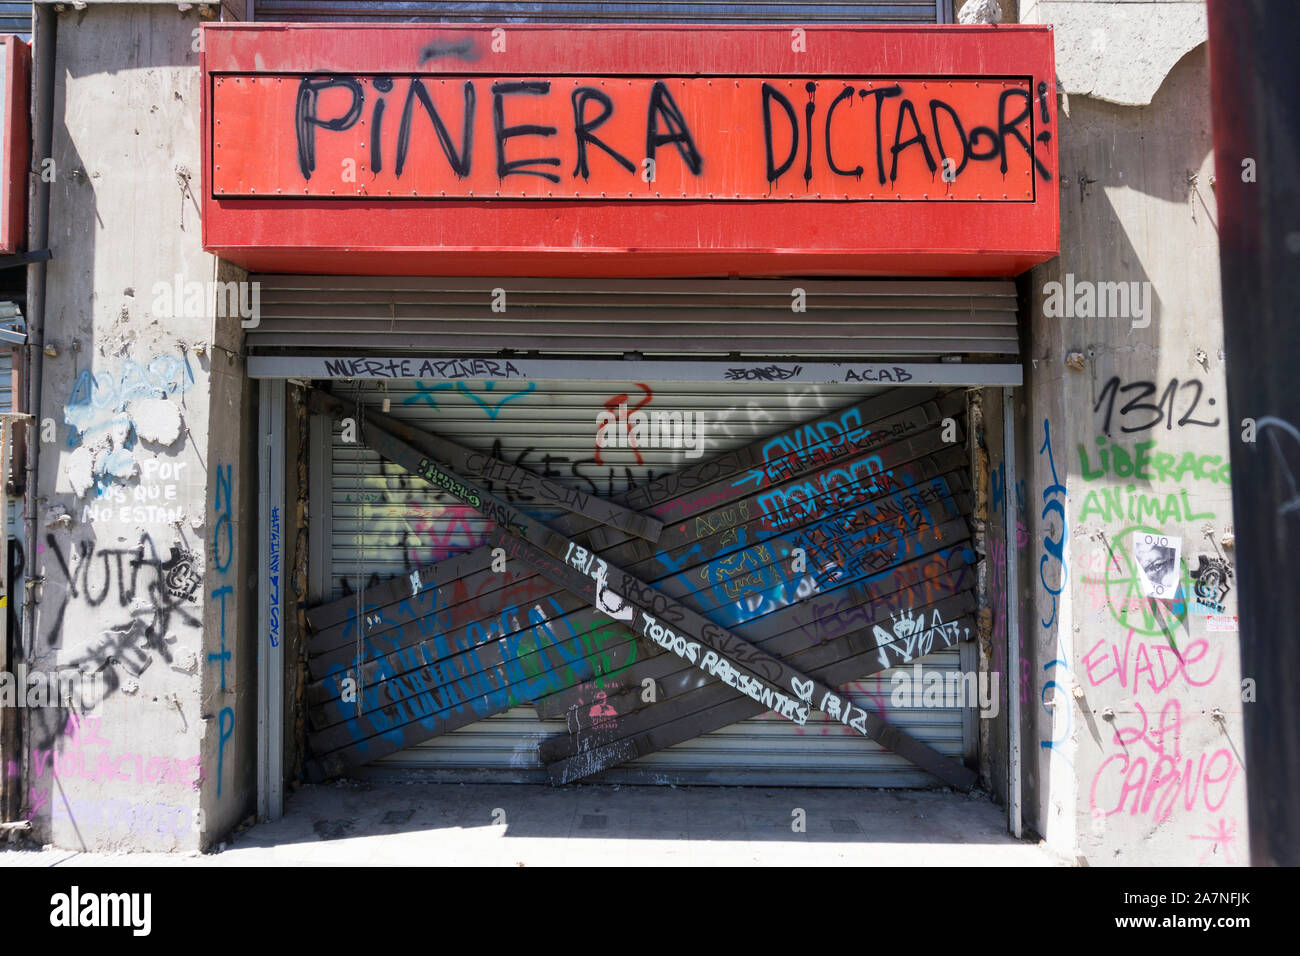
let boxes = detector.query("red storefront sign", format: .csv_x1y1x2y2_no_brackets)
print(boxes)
0,36,30,255
214,75,1040,202
202,24,1058,277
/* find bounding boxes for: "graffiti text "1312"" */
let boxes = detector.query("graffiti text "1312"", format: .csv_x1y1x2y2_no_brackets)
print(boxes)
1094,377,1220,437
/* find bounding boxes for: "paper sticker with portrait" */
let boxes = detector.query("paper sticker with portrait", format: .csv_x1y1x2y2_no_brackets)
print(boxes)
1131,532,1182,600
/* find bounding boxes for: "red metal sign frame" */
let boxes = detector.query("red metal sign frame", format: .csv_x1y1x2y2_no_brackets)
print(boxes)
201,23,1058,278
0,36,30,255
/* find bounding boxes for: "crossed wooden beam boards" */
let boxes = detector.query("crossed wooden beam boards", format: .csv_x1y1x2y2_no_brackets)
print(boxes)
303,386,979,790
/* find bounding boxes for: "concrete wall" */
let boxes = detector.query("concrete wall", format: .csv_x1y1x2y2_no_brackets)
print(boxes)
23,6,255,851
1011,1,1249,865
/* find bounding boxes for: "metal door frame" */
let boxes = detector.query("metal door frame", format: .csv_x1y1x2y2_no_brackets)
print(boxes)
254,358,1021,823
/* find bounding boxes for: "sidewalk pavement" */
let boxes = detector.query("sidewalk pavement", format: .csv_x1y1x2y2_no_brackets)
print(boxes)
0,781,1064,866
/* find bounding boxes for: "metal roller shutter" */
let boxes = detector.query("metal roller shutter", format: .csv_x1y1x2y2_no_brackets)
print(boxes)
0,4,29,38
251,1,947,26
312,378,978,786
249,277,1019,360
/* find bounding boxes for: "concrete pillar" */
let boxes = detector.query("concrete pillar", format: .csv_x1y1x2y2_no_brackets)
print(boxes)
1015,1,1249,865
23,6,255,852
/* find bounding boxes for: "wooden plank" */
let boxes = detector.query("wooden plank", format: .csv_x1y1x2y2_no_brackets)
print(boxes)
302,550,971,778
531,538,977,719
306,390,977,770
303,499,972,736
307,440,968,673
306,403,965,661
547,611,981,786
541,594,977,766
304,423,972,743
304,474,972,736
304,464,970,725
486,527,977,790
549,590,978,747
526,491,972,718
304,384,952,635
303,609,642,760
307,387,662,541
304,565,977,774
308,406,976,789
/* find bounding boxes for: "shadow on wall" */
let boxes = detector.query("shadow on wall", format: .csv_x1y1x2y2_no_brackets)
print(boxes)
1051,42,1220,334
1030,41,1220,344
59,5,206,77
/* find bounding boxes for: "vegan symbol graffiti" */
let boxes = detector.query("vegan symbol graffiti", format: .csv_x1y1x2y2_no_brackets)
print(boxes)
1094,526,1192,636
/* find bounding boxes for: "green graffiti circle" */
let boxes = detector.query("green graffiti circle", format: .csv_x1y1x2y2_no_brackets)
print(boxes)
1101,524,1191,636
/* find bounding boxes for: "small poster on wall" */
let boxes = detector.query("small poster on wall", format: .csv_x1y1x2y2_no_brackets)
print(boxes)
1132,532,1183,599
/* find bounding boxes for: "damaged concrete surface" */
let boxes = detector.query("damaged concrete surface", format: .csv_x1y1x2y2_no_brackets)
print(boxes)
0,783,1062,866
1021,0,1207,106
131,398,183,446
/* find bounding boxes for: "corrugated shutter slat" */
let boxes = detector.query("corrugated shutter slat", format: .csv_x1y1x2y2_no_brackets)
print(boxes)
250,277,1017,360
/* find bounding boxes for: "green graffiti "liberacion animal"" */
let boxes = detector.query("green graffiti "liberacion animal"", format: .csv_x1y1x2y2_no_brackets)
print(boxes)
1078,438,1231,485
1079,485,1215,525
